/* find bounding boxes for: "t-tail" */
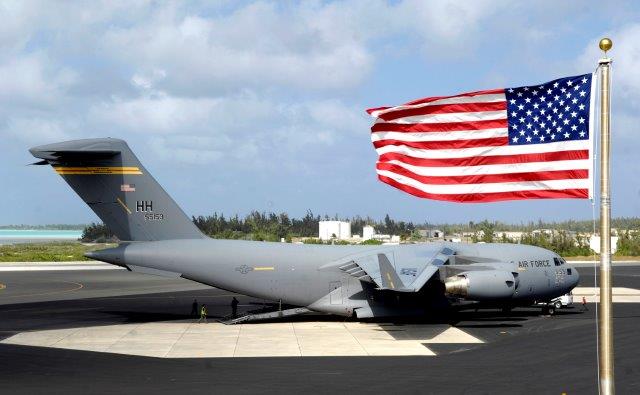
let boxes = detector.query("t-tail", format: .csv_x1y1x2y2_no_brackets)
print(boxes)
29,138,204,242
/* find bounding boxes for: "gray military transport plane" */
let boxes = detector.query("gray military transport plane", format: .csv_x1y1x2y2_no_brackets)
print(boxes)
30,138,580,321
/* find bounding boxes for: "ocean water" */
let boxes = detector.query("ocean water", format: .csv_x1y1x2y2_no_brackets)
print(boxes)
0,230,83,244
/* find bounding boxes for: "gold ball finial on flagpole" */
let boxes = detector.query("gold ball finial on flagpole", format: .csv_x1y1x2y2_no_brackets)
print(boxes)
599,37,613,55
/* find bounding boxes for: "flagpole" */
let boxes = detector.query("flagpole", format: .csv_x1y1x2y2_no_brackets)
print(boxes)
597,37,614,395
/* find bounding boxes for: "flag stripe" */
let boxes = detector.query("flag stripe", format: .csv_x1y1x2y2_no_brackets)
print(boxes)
376,162,588,185
377,101,507,121
376,170,591,194
375,140,591,158
371,128,508,142
371,119,507,133
373,137,508,150
378,150,590,167
378,175,589,203
366,91,506,117
381,158,590,176
376,110,507,125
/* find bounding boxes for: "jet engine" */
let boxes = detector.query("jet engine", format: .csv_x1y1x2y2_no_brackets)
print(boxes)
444,270,517,300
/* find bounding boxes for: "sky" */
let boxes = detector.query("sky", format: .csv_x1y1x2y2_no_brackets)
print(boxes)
1,0,639,225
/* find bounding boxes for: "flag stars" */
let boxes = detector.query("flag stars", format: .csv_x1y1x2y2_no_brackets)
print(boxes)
505,74,590,146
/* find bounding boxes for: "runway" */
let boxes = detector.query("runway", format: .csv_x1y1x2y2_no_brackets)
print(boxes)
1,265,639,393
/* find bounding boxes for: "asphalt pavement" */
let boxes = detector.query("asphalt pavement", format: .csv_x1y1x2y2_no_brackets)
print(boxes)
0,265,639,394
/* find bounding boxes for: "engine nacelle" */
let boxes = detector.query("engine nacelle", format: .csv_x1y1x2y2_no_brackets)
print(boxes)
444,270,517,300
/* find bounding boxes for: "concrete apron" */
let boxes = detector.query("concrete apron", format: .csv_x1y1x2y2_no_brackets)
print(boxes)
1,321,483,358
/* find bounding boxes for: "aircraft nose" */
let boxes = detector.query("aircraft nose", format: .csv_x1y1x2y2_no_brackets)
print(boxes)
569,266,580,288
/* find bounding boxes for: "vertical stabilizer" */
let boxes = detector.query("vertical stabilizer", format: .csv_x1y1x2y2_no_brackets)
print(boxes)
30,138,204,242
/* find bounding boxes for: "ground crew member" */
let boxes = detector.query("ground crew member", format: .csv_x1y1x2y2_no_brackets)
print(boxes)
198,304,207,323
231,297,239,318
582,296,588,311
191,299,198,317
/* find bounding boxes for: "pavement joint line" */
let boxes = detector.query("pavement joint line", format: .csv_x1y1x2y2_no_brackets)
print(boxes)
51,326,84,347
104,323,143,353
291,322,302,356
232,324,242,357
164,321,192,358
342,322,369,356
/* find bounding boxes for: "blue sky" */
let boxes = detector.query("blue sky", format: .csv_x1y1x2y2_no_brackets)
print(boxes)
1,1,639,225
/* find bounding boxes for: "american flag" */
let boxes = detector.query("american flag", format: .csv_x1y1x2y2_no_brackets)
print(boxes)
367,74,595,203
120,184,136,192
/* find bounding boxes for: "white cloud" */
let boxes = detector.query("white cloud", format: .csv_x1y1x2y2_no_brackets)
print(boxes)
578,24,640,137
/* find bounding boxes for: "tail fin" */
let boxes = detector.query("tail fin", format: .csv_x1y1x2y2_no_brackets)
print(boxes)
30,138,204,242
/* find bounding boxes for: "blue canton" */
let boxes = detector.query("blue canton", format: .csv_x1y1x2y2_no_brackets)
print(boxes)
505,74,592,146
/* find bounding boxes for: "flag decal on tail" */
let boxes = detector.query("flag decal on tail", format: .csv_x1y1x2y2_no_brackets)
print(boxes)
367,73,595,203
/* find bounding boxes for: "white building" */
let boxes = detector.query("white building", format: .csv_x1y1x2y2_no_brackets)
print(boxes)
362,225,375,241
319,221,352,241
589,235,619,254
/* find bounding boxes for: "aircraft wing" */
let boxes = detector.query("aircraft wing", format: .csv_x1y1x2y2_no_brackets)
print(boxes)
336,246,454,292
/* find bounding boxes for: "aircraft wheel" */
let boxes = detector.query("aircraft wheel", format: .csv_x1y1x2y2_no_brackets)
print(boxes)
554,300,562,310
547,305,556,315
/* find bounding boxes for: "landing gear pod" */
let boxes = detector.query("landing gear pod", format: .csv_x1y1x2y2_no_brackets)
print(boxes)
444,270,517,300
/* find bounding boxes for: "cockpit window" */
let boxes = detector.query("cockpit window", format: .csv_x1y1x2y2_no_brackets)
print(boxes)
554,257,562,266
567,268,572,275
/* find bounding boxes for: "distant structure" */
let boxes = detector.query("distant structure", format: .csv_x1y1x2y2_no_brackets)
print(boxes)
362,225,375,241
319,221,351,241
590,235,619,254
420,229,444,239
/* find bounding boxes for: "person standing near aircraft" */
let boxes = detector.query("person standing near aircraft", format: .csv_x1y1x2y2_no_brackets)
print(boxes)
191,299,198,317
231,297,239,318
582,296,589,311
198,304,207,323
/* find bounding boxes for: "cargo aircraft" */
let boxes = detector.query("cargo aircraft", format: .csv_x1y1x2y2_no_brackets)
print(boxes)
30,138,579,321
